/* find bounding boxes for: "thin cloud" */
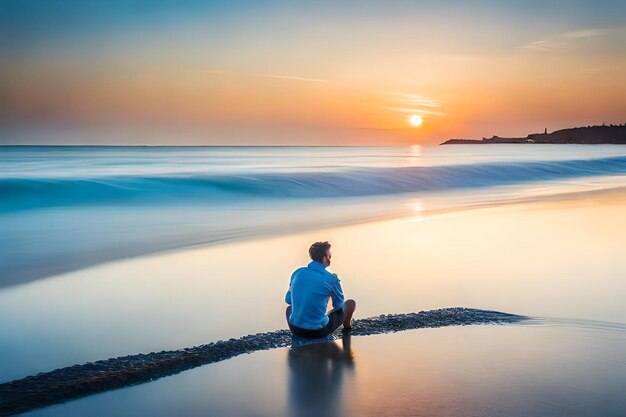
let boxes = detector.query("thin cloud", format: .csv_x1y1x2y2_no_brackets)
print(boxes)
560,29,608,39
386,106,445,116
196,69,330,83
520,28,609,52
520,40,561,52
382,92,445,118
388,92,440,108
254,73,330,83
196,69,226,74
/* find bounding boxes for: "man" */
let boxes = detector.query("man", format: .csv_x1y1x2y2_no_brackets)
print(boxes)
285,241,356,338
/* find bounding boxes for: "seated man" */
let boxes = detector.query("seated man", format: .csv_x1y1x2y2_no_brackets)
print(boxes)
285,241,356,339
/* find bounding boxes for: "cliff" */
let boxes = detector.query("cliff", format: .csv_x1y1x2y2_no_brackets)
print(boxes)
441,124,626,145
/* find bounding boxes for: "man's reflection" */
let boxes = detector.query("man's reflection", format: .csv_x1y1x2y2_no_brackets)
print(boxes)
287,335,355,417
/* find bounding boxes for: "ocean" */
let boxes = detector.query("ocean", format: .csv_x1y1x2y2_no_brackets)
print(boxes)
2,144,626,288
2,144,626,416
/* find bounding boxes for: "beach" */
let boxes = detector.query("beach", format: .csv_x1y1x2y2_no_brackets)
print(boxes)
1,145,626,416
18,325,626,417
4,1,626,415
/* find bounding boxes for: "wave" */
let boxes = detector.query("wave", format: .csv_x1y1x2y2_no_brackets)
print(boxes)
2,156,626,211
0,308,525,416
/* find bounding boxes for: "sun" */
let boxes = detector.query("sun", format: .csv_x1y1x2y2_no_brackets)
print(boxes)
409,115,423,127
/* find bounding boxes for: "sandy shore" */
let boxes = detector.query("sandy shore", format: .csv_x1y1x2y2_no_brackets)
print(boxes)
20,324,626,417
0,189,625,417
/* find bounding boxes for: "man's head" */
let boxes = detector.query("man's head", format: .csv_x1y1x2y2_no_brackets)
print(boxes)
309,241,332,267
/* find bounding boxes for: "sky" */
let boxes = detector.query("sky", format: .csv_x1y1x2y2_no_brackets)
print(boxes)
1,0,626,145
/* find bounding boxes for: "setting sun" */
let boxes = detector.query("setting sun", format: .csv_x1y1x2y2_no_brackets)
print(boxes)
409,115,423,127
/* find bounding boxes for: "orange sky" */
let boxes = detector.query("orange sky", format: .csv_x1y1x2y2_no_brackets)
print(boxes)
1,2,625,145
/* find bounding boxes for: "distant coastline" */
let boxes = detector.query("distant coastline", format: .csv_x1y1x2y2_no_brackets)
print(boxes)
441,124,626,145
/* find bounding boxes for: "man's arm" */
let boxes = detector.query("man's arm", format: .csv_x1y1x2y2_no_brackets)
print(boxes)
284,287,292,305
330,274,345,309
284,272,295,305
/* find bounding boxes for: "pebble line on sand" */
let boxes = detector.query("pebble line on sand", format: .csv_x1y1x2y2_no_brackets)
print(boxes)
0,307,526,416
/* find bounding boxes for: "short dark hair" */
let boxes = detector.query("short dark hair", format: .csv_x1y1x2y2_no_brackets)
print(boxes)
309,241,331,263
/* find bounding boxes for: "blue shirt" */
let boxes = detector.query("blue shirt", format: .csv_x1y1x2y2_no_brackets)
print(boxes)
285,261,345,330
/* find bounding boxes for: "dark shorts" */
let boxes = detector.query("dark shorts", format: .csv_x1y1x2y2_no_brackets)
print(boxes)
288,307,345,339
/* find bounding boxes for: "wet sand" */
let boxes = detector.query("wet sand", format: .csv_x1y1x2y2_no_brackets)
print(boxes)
1,308,525,415
1,190,626,416
19,323,626,417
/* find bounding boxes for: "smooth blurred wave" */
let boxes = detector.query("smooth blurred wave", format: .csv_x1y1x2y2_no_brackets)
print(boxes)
3,155,626,212
2,145,626,288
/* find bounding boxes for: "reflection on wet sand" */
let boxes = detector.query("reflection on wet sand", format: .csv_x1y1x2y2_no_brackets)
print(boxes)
287,336,355,417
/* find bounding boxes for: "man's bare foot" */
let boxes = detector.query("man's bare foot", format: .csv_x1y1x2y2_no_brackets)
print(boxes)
342,323,353,332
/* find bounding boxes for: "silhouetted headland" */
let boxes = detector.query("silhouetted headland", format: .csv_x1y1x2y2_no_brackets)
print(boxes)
441,124,626,145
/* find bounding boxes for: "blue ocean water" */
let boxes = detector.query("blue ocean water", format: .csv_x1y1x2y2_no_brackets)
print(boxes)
2,144,626,287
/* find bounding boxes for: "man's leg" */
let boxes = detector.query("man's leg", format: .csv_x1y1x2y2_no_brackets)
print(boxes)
285,305,292,324
342,299,356,329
